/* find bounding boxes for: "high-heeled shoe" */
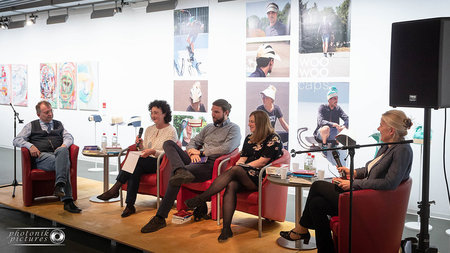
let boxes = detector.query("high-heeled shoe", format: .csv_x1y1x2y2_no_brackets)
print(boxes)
218,227,233,242
185,196,204,210
121,205,136,218
279,230,310,244
192,202,210,221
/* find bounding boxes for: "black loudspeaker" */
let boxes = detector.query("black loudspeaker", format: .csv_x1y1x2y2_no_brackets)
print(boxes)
390,17,450,108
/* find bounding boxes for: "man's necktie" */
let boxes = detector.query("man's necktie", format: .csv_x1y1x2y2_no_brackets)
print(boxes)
45,123,51,133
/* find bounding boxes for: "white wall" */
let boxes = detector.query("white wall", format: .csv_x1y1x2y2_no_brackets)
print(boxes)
0,0,449,219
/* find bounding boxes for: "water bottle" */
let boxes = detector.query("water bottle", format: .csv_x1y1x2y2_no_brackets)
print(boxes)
112,133,118,147
101,133,107,152
304,153,311,170
310,155,316,173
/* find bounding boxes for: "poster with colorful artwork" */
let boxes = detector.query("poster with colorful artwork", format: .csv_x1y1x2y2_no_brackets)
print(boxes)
11,64,28,106
78,62,99,111
58,62,77,110
40,63,57,108
0,64,11,105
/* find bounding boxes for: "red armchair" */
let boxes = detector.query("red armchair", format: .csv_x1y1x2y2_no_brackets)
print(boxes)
21,145,79,206
118,144,171,209
234,149,290,237
330,178,412,253
176,148,240,221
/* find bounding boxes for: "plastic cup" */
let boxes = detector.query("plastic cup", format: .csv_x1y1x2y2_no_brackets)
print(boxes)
292,162,300,171
280,167,288,180
317,170,325,180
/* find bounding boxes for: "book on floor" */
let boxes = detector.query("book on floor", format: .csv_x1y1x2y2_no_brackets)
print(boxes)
172,210,193,224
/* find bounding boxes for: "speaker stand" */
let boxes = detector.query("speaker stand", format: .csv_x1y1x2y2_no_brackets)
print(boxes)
403,108,438,253
405,144,432,232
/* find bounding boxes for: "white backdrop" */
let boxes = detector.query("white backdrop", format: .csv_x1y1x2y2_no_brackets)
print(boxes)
0,0,449,219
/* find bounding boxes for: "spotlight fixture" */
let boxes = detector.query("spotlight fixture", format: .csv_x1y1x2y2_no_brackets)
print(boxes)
0,17,9,29
26,14,37,26
146,0,178,13
91,2,122,19
47,9,69,25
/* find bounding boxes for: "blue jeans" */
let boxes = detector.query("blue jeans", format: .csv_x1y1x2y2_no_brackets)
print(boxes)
35,147,72,201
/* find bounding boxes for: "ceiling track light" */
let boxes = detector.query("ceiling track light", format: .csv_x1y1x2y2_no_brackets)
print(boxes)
146,0,178,13
91,1,122,19
0,17,9,29
26,14,37,26
47,9,68,25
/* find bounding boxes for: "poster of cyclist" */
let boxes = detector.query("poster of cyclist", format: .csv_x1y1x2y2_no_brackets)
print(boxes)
298,0,351,78
174,7,209,77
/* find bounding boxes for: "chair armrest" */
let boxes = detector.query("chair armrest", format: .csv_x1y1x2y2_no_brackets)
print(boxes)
21,147,32,177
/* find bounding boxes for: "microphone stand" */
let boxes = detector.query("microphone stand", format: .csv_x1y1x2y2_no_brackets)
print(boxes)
291,139,413,253
0,103,24,197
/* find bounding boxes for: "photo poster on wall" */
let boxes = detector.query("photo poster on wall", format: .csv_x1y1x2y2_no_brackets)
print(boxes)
246,81,289,149
173,114,207,147
11,64,28,106
40,63,58,108
58,62,77,110
0,64,11,105
246,41,290,78
78,61,99,111
297,81,349,166
246,0,291,38
173,80,208,113
173,6,209,77
298,0,351,78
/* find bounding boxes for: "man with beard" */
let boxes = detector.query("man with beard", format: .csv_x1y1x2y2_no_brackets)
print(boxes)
141,99,241,233
265,2,287,36
249,44,280,77
313,86,349,156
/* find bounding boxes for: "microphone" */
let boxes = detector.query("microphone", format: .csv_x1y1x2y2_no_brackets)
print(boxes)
332,150,345,178
136,127,143,147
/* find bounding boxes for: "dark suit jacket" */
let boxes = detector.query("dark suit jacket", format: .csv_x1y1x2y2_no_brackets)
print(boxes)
353,144,412,190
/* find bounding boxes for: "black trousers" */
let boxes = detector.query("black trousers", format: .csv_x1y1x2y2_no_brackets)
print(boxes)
300,180,344,253
116,156,157,205
156,140,216,218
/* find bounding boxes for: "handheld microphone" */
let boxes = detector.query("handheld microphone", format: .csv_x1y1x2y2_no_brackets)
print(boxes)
136,127,144,147
332,151,346,178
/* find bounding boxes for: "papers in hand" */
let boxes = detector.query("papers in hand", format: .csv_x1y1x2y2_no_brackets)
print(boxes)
122,151,141,174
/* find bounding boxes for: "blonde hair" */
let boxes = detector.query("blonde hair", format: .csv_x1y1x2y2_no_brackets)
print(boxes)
382,110,413,141
249,110,275,144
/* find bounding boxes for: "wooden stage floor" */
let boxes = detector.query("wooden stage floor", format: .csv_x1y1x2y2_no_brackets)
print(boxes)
0,177,316,253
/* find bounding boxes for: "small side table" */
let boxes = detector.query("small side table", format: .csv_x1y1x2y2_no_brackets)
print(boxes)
267,175,317,250
82,151,125,203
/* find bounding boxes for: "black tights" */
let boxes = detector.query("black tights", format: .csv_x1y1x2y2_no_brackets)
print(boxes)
196,165,258,229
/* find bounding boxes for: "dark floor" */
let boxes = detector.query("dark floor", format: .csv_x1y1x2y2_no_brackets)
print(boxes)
0,147,449,252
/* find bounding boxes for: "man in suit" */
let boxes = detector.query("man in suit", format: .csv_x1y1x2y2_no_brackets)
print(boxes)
13,100,81,213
